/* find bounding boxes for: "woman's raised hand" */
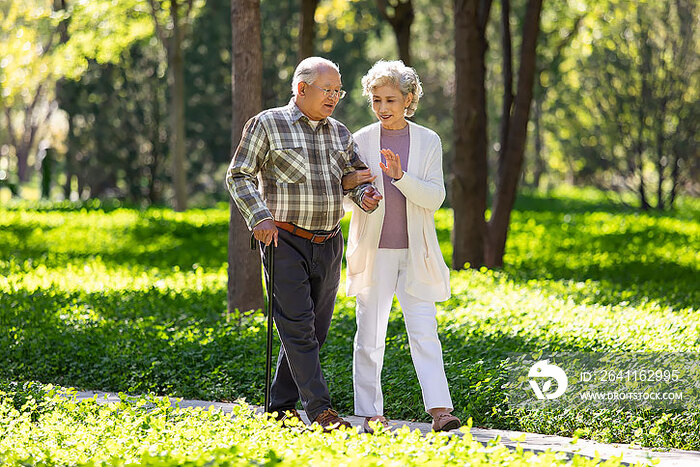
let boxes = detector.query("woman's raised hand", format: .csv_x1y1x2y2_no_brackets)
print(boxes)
379,149,403,180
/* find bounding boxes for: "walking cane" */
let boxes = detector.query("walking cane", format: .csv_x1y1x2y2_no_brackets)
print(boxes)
251,234,275,413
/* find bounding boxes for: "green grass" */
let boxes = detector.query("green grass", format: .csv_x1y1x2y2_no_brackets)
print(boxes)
1,188,699,458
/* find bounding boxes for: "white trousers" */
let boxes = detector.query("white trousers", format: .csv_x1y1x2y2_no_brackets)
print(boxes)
353,248,453,417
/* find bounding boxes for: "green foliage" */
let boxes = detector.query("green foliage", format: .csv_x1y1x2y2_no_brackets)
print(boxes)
1,189,699,451
0,380,49,423
55,0,223,205
184,0,233,195
4,0,697,209
0,391,626,466
0,0,152,105
259,0,383,131
57,40,169,203
541,0,698,207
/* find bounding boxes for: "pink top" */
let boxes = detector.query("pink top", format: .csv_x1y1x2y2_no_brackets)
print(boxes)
378,124,410,249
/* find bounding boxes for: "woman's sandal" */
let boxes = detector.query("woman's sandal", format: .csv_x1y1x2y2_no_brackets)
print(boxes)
362,415,390,434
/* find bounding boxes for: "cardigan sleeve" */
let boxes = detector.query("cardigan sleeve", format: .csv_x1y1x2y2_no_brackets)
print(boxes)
392,133,446,212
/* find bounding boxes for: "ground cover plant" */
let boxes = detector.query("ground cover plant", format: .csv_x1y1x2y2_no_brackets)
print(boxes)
0,386,628,466
1,188,699,454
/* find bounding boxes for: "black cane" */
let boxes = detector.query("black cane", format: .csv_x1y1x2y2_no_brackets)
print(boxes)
251,233,275,413
263,242,275,413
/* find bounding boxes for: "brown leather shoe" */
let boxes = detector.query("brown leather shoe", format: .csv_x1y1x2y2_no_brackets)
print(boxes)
432,413,461,432
312,408,352,432
362,415,389,434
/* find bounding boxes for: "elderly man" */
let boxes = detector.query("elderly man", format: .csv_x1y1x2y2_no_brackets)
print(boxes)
226,57,381,431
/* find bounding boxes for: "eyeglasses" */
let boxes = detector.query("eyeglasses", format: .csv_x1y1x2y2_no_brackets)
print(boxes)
307,83,346,100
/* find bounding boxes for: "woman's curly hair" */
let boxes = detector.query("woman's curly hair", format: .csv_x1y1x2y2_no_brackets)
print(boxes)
361,60,424,117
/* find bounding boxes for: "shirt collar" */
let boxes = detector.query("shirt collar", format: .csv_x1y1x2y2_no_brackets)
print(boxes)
287,98,329,126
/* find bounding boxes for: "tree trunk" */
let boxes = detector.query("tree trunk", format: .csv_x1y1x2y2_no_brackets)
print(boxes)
76,172,85,200
655,99,667,210
486,0,542,267
41,149,52,199
170,1,188,211
5,94,44,184
395,17,412,66
635,105,650,212
532,95,544,188
636,7,651,211
452,0,489,269
229,0,263,314
52,0,68,201
63,174,72,200
638,165,650,211
298,0,318,62
63,146,73,200
668,144,681,209
498,0,513,180
376,0,414,66
16,147,30,183
148,66,163,205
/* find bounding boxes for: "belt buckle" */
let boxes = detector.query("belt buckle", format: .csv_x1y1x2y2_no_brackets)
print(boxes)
310,233,323,244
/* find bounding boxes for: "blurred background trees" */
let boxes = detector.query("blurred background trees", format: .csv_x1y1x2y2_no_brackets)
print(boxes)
544,0,699,211
1,0,697,253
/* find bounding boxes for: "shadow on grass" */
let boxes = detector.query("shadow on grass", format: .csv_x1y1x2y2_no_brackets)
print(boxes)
513,190,700,220
435,193,699,311
1,214,230,273
1,286,273,404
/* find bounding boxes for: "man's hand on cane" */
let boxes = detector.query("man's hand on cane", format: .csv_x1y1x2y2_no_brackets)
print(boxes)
253,219,278,247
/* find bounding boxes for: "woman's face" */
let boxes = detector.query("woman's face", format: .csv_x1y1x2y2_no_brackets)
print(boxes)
371,85,412,130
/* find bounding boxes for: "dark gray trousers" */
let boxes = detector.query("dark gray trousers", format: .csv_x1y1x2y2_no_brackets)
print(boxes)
262,228,343,422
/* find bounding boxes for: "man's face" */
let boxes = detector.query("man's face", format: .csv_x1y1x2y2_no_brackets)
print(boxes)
297,68,342,121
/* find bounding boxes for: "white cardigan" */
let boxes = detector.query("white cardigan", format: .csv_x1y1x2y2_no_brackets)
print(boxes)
345,121,451,302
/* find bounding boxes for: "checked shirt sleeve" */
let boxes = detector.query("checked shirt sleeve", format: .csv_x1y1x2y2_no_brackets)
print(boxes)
344,136,378,213
225,116,273,229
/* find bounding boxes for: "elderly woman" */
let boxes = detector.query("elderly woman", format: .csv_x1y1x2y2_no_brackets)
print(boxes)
343,60,460,433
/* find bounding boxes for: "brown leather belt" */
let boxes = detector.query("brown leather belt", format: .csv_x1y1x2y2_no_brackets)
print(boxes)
274,221,339,244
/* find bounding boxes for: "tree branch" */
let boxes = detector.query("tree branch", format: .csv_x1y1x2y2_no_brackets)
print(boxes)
478,0,493,31
375,0,393,24
147,0,168,49
558,15,584,53
375,0,413,27
4,107,18,150
23,83,45,142
499,0,513,145
183,0,195,35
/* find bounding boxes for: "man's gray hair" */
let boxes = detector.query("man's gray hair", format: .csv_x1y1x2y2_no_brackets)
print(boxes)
361,60,423,117
291,57,341,96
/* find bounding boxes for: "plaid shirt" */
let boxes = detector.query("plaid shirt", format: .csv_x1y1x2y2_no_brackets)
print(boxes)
226,99,374,231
